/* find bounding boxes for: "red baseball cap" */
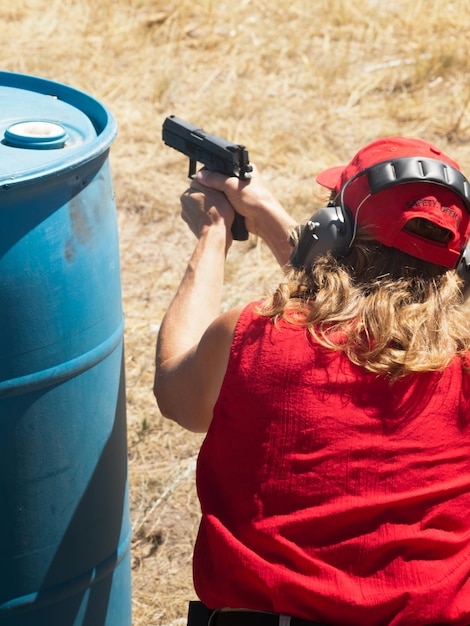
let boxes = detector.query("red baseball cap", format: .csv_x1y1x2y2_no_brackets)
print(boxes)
316,137,470,268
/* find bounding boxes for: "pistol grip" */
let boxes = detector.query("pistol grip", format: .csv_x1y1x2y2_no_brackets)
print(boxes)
232,212,249,241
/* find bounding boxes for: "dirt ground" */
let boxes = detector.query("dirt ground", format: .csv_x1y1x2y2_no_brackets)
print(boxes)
3,0,470,623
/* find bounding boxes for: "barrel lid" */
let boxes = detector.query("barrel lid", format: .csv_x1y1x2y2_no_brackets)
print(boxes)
0,72,117,187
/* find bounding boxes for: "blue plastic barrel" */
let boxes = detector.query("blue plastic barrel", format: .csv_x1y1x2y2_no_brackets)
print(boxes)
0,72,131,625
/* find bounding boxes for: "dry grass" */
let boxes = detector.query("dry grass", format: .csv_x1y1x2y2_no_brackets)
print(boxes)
3,0,470,623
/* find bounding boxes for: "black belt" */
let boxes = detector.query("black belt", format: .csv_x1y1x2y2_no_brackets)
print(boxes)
187,601,329,626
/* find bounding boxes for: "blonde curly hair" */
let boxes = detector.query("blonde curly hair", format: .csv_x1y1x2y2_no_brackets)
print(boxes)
258,229,470,380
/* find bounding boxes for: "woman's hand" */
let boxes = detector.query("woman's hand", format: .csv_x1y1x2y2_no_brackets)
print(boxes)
194,166,280,236
195,166,298,267
180,179,235,250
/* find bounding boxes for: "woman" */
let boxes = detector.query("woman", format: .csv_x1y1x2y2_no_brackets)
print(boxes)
154,137,470,625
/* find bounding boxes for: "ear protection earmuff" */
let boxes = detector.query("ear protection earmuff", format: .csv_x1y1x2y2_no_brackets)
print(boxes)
290,156,470,298
289,202,354,268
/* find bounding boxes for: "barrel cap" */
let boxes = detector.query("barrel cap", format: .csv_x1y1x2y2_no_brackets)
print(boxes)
0,72,117,186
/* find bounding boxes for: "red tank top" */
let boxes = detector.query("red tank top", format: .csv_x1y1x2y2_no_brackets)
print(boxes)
194,303,470,625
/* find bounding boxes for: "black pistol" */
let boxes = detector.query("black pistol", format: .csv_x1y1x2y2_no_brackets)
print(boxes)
162,115,253,240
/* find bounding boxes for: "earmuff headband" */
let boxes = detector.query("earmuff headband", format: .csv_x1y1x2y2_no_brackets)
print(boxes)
365,157,470,211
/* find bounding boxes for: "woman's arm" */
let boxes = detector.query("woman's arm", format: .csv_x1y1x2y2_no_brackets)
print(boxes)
154,167,297,431
155,306,242,432
154,182,240,432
